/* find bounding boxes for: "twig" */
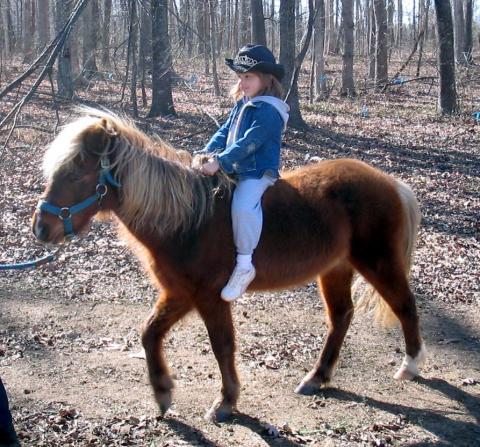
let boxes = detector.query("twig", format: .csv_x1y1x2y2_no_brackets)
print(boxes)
0,0,90,155
48,70,61,133
0,125,52,134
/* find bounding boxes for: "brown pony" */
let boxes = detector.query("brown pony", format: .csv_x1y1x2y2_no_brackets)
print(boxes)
32,109,425,421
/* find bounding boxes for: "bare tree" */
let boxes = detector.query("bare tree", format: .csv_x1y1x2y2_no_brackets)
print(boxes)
148,0,176,117
433,0,457,114
313,0,327,99
341,0,355,95
23,0,35,63
83,0,99,77
55,0,74,98
463,0,474,64
208,0,221,95
374,0,388,87
451,0,465,63
251,0,267,45
101,0,112,67
37,0,50,51
397,0,403,46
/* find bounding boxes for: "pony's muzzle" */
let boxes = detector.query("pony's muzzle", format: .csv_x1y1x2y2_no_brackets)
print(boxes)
32,211,52,243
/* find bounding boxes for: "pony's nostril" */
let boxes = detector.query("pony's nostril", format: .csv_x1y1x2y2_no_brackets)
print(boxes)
34,221,50,242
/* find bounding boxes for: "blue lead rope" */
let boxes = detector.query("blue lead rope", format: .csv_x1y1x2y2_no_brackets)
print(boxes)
0,252,57,271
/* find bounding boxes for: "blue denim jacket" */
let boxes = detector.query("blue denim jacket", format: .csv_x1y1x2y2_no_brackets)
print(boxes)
202,97,289,180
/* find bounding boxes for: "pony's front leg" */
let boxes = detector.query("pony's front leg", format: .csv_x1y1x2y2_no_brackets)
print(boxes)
296,266,354,395
141,293,193,416
196,296,240,422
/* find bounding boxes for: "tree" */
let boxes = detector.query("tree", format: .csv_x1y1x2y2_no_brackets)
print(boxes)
433,0,457,114
312,0,327,99
463,0,474,64
101,0,112,67
37,0,50,51
23,0,35,63
251,0,267,45
148,0,176,117
55,0,74,98
374,0,388,87
452,0,465,63
341,0,355,95
208,0,221,95
83,0,99,77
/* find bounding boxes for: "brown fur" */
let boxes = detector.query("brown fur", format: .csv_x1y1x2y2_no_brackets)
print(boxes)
33,110,424,420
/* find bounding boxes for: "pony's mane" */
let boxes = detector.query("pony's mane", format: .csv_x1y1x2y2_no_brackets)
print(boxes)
44,107,231,236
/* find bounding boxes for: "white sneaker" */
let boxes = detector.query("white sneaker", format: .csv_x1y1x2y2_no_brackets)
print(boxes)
221,265,256,302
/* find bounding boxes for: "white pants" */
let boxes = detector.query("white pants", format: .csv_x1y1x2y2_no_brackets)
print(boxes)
231,175,276,255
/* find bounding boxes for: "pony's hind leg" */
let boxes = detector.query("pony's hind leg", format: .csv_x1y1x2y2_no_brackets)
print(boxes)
353,256,425,380
296,264,354,395
195,296,240,422
141,293,193,416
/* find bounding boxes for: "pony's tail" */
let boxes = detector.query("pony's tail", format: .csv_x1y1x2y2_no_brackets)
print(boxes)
353,180,421,327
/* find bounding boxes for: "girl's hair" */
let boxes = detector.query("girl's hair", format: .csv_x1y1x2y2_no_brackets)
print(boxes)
230,72,284,100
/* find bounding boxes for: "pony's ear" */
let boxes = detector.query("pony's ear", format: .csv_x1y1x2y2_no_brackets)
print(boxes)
84,118,117,156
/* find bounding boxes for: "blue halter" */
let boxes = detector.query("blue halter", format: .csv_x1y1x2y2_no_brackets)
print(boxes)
37,157,121,238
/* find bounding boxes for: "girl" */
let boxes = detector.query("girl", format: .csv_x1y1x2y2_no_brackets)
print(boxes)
197,44,290,302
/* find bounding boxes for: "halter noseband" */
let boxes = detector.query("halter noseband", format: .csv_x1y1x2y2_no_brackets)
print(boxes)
37,156,121,238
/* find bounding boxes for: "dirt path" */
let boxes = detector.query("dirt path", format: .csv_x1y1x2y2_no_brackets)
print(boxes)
1,283,479,446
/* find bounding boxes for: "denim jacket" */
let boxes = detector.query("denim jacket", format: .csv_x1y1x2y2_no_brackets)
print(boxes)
201,97,289,180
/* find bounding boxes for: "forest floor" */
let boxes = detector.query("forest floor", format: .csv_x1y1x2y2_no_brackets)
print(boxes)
0,56,479,446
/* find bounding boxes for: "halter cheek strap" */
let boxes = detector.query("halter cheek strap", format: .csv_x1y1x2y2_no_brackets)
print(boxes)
37,157,121,238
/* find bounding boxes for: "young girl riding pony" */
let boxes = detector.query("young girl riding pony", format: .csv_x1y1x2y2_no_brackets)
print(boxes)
196,44,289,302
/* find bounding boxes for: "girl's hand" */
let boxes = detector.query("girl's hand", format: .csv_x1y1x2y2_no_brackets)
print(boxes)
200,159,220,176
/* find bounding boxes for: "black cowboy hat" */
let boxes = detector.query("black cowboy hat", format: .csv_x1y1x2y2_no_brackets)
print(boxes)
225,44,285,81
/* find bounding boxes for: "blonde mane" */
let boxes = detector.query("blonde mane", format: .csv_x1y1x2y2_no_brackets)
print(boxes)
44,107,230,236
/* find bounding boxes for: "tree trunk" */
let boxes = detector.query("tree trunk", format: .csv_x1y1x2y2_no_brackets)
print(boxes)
416,0,430,76
451,0,465,63
37,0,50,50
240,0,251,46
5,0,15,54
374,0,388,87
139,0,151,106
129,0,139,117
251,0,266,45
280,0,304,128
313,0,327,99
463,0,473,64
208,0,221,95
269,0,276,53
341,0,355,95
55,0,74,98
148,0,176,117
368,0,376,79
397,0,403,47
83,0,99,77
101,0,112,67
22,0,35,63
433,0,457,114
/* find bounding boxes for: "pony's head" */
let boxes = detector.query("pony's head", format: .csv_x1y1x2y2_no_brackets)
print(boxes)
33,108,227,245
32,111,120,243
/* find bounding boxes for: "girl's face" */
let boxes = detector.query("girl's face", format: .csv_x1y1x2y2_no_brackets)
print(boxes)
238,72,264,97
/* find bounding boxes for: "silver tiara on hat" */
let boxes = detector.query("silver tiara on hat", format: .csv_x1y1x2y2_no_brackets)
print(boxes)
234,55,258,67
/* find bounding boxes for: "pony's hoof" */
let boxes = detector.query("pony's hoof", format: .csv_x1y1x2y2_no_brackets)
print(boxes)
393,367,417,381
204,403,234,423
155,390,172,416
295,376,328,395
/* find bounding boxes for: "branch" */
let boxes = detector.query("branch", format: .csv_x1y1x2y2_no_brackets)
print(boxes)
0,0,90,151
285,0,317,103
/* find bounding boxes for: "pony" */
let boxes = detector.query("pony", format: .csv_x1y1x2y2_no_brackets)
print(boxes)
32,109,426,421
